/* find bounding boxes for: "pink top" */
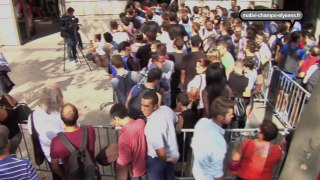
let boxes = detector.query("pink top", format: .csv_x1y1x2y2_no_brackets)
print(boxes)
118,119,147,177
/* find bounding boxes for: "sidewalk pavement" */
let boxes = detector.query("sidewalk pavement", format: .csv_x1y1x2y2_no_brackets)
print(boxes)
0,32,114,126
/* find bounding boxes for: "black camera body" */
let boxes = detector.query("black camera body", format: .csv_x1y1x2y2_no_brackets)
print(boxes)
60,15,79,38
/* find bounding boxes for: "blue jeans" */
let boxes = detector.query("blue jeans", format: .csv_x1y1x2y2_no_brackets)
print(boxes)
147,156,175,180
65,37,77,61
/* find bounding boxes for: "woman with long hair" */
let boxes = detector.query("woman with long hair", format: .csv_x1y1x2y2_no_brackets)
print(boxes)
202,62,230,118
27,83,65,180
187,58,211,118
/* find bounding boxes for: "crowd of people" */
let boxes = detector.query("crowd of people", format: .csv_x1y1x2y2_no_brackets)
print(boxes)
0,0,320,179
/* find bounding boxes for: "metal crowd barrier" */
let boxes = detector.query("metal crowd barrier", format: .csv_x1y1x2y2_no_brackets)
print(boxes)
16,123,289,180
259,61,274,107
268,66,311,128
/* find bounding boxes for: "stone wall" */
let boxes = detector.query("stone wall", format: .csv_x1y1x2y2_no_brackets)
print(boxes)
0,0,21,45
65,0,128,43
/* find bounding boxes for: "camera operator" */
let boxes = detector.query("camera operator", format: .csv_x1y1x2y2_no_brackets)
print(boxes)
60,7,80,64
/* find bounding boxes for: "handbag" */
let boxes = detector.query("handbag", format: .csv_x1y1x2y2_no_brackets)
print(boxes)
0,94,31,123
14,103,32,123
30,111,46,165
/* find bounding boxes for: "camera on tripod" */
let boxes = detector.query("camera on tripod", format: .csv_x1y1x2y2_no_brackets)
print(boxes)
60,16,79,38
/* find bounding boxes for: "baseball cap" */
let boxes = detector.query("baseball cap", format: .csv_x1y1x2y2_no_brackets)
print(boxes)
0,125,9,153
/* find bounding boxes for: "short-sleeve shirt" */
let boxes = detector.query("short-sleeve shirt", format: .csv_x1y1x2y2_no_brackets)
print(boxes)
237,139,283,180
221,52,235,73
187,74,206,109
228,72,249,96
0,156,40,180
118,119,147,177
191,118,227,180
95,41,106,56
169,24,188,39
108,56,138,77
50,125,96,174
181,51,206,89
112,32,130,45
144,106,179,160
258,43,272,64
170,52,185,89
244,69,258,91
299,56,320,73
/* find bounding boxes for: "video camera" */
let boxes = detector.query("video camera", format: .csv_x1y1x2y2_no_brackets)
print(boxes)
60,15,80,38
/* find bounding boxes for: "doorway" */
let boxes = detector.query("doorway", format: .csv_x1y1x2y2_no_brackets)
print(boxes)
13,0,62,44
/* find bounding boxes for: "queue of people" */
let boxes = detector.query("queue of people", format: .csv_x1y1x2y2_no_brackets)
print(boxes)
0,0,320,179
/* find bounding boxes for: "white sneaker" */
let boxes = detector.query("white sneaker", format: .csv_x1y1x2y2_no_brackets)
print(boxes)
68,60,77,68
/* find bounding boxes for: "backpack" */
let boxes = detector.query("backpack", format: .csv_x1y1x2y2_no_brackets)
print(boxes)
233,94,246,120
137,66,149,85
280,46,301,74
202,34,217,53
128,84,154,119
109,56,130,77
114,71,135,104
58,126,100,180
271,35,284,58
226,86,246,120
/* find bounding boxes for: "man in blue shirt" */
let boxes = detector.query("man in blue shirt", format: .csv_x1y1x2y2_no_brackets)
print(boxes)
278,31,307,79
0,125,40,180
191,96,234,180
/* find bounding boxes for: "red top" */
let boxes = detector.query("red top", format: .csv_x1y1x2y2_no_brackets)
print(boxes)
237,139,283,180
118,119,147,177
299,56,320,73
50,125,96,178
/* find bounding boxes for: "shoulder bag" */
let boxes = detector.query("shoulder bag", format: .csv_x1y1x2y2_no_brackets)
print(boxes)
30,111,46,165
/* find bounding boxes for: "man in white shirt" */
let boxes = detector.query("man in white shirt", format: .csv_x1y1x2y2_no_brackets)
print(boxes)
142,91,179,180
231,25,245,60
110,21,130,45
255,31,271,93
191,96,234,180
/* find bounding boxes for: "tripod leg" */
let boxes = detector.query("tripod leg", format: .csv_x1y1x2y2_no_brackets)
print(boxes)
63,39,66,72
76,48,82,62
77,45,92,71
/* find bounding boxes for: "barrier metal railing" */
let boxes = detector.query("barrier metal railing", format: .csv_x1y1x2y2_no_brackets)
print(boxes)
268,66,311,128
16,123,289,180
255,61,274,107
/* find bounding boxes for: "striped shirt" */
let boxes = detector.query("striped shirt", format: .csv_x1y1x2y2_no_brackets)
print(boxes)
0,156,40,180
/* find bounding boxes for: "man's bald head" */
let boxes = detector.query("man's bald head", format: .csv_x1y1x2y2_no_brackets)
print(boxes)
61,103,78,126
310,46,320,57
